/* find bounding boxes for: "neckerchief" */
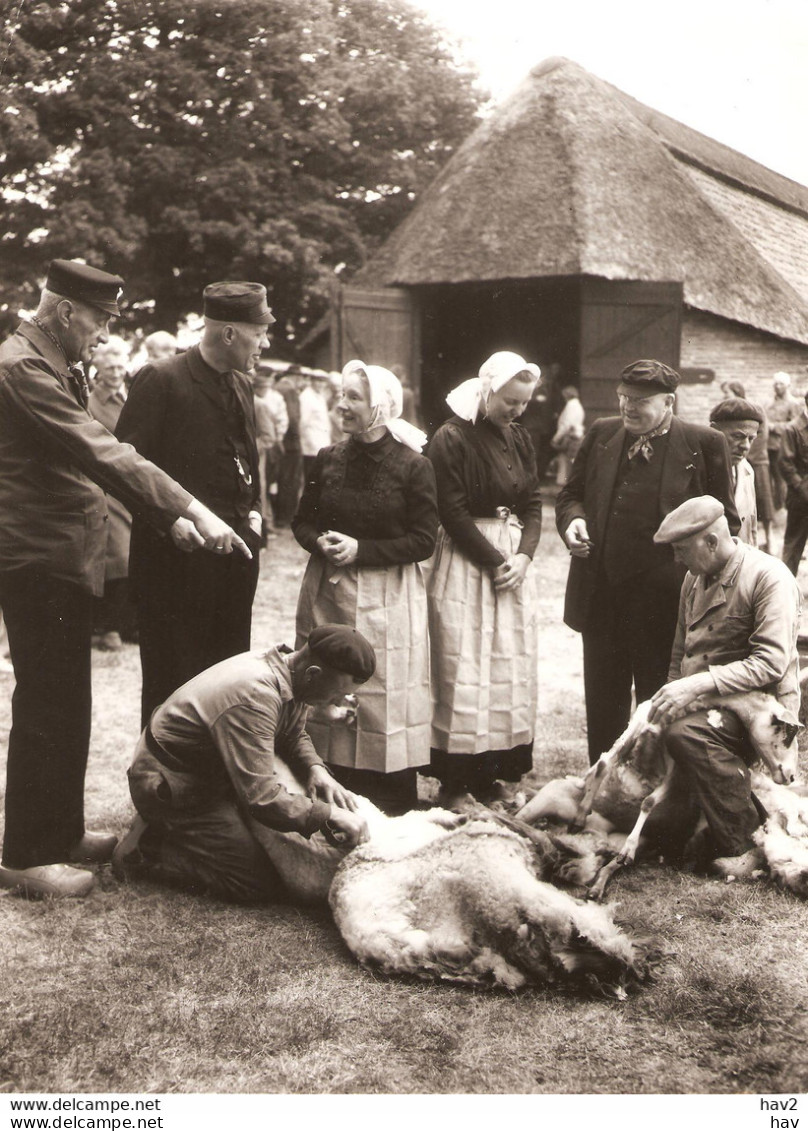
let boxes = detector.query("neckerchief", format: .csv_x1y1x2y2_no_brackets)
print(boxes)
29,315,90,409
626,414,672,462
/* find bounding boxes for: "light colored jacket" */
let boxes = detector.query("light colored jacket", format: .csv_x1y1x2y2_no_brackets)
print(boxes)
298,386,332,457
253,387,288,449
669,540,801,714
734,458,757,547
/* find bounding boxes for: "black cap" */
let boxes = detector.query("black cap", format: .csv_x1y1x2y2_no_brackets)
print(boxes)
709,397,764,425
46,259,123,315
203,281,275,325
617,359,680,397
307,624,376,682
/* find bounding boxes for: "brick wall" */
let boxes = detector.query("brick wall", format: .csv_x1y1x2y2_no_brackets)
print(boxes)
676,308,808,425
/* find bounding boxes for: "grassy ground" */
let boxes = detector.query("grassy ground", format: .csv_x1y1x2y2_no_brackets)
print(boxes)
1,500,808,1095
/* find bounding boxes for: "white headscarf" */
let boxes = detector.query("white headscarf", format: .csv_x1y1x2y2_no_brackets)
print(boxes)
445,351,542,423
341,359,428,453
773,371,792,387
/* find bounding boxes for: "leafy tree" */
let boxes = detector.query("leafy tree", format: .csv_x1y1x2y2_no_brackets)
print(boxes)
0,0,483,349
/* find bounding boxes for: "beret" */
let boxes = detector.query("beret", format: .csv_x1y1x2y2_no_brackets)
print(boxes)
203,281,275,325
709,397,764,425
617,359,680,397
654,496,725,544
307,624,376,682
46,259,123,315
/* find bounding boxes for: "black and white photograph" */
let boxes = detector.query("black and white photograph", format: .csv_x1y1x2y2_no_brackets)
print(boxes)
0,0,807,1118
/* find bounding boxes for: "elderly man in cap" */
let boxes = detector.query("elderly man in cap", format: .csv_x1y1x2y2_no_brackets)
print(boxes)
0,259,250,899
778,386,808,576
556,358,738,764
113,624,374,902
709,396,765,546
117,282,273,727
648,496,800,869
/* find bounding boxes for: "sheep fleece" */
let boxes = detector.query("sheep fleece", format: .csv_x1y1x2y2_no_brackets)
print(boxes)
329,817,641,991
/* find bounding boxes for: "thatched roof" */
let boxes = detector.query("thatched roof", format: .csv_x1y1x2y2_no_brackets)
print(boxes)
358,58,808,345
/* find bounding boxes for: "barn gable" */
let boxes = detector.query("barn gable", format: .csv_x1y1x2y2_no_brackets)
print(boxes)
358,57,808,349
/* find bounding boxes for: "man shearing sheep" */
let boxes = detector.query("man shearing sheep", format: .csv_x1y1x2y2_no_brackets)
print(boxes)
648,496,801,871
113,625,374,903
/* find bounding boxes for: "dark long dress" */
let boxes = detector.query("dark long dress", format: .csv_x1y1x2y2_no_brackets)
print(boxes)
426,415,542,793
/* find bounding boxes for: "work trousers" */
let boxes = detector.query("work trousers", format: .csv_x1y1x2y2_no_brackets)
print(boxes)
665,709,761,857
126,740,283,904
134,531,260,728
0,569,93,868
581,568,681,764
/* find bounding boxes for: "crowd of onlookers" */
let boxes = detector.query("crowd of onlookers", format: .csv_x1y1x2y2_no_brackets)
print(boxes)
2,257,806,905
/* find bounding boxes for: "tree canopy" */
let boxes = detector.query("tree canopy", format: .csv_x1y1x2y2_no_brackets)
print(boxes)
0,0,483,348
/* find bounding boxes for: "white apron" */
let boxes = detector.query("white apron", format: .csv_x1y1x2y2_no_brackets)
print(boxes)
426,514,538,754
296,556,431,773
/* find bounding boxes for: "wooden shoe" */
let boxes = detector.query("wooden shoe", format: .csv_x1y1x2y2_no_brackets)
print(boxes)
0,863,95,898
69,831,118,865
709,847,766,880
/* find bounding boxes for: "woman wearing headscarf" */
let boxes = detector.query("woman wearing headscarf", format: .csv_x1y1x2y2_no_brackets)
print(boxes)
426,351,542,806
292,360,437,814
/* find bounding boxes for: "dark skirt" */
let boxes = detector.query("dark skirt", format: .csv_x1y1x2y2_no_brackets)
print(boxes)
429,742,534,793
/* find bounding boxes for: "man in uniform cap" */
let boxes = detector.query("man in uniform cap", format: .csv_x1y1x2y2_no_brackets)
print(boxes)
709,397,765,546
117,281,275,727
556,359,738,764
113,624,375,902
647,496,800,870
0,259,251,899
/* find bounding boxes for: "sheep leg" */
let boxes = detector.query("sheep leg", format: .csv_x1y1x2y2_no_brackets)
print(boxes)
587,754,676,902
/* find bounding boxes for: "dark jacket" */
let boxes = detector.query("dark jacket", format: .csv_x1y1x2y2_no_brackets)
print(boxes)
292,432,437,567
0,321,191,595
116,345,260,523
556,415,739,632
779,412,808,504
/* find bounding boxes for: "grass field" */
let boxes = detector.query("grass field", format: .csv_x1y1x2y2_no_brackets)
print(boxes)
1,507,807,1095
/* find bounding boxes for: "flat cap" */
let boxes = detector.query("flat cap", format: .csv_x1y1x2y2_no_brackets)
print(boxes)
307,624,376,682
203,281,275,325
709,397,764,425
617,359,680,397
46,259,123,315
654,496,725,544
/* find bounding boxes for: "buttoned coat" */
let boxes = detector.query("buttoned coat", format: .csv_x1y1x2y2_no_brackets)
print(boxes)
555,415,738,632
87,383,131,580
734,458,758,547
117,345,260,521
670,541,800,715
0,321,191,596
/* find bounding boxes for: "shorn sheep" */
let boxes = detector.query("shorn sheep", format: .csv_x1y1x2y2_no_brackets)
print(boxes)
514,691,804,900
252,766,653,993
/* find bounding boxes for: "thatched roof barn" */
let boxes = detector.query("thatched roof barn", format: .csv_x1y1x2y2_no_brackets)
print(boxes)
330,57,808,428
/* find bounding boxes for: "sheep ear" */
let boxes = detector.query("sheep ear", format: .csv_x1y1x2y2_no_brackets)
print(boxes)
784,723,801,748
772,705,802,728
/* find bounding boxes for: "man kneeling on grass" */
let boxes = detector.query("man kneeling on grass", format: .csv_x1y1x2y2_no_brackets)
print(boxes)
648,496,801,873
113,625,372,902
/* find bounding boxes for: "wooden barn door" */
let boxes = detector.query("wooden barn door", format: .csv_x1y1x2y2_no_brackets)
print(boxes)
332,286,420,384
579,279,683,419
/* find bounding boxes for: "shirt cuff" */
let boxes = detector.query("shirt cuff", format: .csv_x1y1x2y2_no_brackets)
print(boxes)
303,799,331,838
